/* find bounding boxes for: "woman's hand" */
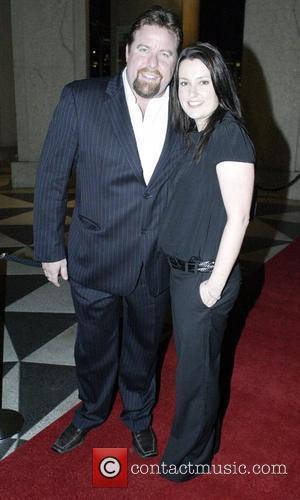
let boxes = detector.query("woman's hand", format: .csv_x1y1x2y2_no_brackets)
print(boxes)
199,280,221,308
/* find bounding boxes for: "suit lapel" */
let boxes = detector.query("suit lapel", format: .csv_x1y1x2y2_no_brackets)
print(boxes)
105,74,144,183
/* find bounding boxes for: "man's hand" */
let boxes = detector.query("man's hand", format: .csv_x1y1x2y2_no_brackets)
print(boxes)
42,259,68,287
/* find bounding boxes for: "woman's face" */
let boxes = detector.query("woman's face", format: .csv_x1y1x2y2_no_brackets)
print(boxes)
178,58,219,131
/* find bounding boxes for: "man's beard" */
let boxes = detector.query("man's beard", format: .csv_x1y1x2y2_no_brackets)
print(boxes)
133,68,163,98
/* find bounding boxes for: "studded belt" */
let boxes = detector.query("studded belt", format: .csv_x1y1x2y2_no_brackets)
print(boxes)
168,256,215,273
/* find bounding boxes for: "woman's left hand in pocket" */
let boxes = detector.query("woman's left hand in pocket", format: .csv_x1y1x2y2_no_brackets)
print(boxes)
199,280,221,307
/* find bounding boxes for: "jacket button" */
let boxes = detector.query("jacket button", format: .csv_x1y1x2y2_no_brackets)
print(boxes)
143,192,153,199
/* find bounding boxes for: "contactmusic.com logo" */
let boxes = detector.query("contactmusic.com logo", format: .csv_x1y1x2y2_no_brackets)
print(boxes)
93,448,128,488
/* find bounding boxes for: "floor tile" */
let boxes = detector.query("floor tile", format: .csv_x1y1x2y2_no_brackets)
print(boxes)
244,218,292,241
21,391,80,441
3,326,19,362
259,218,300,239
255,201,300,216
0,226,34,246
241,237,289,255
0,194,33,208
0,211,34,225
2,361,18,377
4,275,47,307
239,243,290,263
261,211,300,223
18,363,77,435
2,363,21,411
5,312,77,360
1,192,34,203
0,438,26,460
0,234,26,248
23,325,77,366
5,280,75,313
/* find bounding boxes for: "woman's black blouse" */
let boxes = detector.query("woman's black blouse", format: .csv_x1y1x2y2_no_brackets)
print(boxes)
159,112,255,261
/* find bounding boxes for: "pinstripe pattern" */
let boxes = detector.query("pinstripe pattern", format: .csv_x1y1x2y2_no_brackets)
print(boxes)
70,269,169,431
33,73,184,296
33,73,184,431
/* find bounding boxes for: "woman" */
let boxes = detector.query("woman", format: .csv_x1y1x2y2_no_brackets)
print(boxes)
159,43,255,481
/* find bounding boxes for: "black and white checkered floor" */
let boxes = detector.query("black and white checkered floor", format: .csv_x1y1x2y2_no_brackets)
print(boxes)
1,164,300,460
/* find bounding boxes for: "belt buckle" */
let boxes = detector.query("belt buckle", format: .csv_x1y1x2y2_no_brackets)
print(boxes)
190,262,198,273
169,256,181,270
190,256,201,273
168,256,176,268
173,257,180,269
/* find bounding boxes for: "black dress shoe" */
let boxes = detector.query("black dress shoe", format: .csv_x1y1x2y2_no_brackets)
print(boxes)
132,427,157,458
52,423,88,454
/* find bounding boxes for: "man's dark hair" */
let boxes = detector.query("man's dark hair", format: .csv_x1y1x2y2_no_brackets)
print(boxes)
127,5,183,52
171,42,245,158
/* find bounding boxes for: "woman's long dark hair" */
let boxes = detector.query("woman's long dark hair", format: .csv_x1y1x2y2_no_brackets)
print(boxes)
171,42,244,159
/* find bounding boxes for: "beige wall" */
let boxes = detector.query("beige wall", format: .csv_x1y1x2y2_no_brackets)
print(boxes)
0,0,17,149
242,0,300,199
10,0,89,187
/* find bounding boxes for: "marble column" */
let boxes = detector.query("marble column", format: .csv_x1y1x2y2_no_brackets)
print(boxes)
10,0,88,188
0,0,17,156
241,0,300,199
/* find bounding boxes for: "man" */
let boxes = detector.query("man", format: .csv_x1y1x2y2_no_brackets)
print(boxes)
33,6,183,458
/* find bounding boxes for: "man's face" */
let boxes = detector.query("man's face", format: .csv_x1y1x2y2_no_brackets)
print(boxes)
126,24,178,100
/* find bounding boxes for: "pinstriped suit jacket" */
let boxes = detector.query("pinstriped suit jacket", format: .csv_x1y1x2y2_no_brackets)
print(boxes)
33,72,184,296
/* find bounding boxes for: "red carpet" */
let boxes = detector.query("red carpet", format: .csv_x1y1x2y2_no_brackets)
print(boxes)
1,239,299,499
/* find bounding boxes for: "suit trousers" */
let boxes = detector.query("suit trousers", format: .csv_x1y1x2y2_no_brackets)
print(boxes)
160,264,241,482
70,266,169,432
